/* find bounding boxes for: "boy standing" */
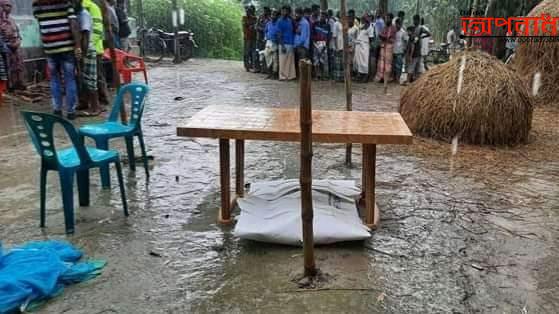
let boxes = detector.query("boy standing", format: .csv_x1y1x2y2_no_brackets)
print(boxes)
311,11,331,80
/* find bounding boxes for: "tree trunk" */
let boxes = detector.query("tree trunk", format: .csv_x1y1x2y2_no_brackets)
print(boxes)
468,0,480,48
379,0,388,15
340,0,352,166
320,0,328,11
137,0,145,57
172,0,180,63
485,0,498,56
299,60,317,278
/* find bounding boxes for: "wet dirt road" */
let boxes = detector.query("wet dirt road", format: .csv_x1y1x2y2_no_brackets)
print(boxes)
1,59,558,313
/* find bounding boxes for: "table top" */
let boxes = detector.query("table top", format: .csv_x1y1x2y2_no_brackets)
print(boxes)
177,105,413,145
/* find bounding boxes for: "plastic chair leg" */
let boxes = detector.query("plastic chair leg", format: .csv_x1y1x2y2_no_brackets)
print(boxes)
138,132,150,178
123,72,132,84
96,138,111,189
59,171,75,234
125,136,136,172
114,159,129,216
77,169,90,207
40,165,47,228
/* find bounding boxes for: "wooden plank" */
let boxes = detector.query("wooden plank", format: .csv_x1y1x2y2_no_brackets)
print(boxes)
177,105,413,145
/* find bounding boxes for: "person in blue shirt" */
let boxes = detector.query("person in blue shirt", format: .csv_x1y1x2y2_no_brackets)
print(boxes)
277,5,296,80
264,9,280,79
294,7,310,69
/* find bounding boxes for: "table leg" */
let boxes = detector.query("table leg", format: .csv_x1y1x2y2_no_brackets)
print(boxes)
219,139,232,224
235,140,245,198
362,144,379,229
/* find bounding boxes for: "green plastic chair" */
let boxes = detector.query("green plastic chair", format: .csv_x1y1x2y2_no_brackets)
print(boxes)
79,83,150,188
21,111,128,234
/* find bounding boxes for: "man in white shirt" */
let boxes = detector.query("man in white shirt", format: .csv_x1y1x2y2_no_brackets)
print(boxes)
367,16,377,81
332,12,345,82
420,18,431,73
392,18,408,83
347,17,359,75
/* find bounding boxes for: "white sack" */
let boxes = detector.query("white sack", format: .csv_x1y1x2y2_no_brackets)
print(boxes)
234,180,371,246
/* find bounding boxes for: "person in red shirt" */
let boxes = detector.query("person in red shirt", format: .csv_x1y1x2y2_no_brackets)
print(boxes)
0,0,25,91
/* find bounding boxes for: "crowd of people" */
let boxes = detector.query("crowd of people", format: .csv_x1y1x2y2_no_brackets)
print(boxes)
242,4,431,84
0,0,131,119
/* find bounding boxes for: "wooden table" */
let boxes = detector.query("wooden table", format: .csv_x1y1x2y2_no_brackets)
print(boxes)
177,105,413,228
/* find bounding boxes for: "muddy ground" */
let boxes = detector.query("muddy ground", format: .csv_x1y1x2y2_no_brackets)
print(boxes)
0,59,558,313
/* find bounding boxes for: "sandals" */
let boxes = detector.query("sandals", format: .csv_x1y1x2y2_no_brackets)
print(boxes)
77,110,101,117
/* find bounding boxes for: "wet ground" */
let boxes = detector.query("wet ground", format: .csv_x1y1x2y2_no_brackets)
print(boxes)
1,58,558,313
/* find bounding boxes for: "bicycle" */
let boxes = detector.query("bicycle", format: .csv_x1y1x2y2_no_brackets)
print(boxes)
138,27,198,63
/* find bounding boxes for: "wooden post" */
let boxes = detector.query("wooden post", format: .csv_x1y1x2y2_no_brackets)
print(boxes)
362,144,377,227
299,60,317,277
235,139,245,197
219,139,231,223
340,0,352,166
383,43,388,94
100,1,127,123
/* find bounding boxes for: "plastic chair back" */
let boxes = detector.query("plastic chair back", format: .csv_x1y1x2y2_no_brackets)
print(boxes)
21,111,91,168
108,83,149,128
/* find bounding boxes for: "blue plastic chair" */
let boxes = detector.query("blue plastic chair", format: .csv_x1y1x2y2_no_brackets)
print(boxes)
79,83,150,189
21,111,128,234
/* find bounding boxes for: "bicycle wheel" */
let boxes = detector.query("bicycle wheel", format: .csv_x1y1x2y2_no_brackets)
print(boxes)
143,35,165,63
180,41,194,61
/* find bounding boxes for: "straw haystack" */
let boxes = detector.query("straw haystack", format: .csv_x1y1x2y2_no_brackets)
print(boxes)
400,51,534,146
512,0,559,101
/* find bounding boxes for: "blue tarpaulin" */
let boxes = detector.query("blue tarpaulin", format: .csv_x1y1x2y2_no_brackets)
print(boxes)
0,240,106,313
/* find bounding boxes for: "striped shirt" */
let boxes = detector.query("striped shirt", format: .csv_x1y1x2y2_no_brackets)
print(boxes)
32,1,77,55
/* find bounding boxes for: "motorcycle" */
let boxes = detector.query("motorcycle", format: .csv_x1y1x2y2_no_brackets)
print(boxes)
138,27,198,63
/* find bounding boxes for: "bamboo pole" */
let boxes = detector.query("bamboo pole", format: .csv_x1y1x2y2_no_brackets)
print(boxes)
299,59,316,278
100,1,127,123
340,0,352,166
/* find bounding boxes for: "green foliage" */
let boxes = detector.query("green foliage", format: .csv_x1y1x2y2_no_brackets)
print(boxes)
132,0,243,60
130,0,541,60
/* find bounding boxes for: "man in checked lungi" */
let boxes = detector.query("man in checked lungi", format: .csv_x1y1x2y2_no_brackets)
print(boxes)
75,0,100,116
311,11,331,80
